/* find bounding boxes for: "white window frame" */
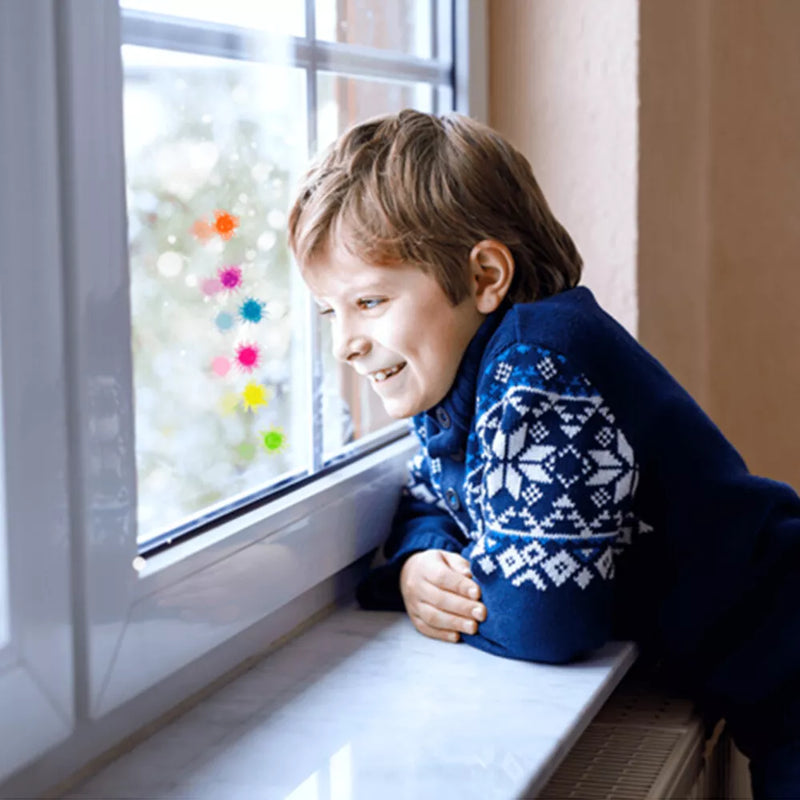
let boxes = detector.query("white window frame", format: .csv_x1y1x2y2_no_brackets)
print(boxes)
0,0,486,790
0,1,75,780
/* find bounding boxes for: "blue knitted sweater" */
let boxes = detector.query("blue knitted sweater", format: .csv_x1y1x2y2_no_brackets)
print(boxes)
357,286,800,757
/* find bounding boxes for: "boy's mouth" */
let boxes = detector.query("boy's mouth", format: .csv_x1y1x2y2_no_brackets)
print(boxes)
369,362,406,383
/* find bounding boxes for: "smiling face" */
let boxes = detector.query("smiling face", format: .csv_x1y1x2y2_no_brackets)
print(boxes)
302,242,488,419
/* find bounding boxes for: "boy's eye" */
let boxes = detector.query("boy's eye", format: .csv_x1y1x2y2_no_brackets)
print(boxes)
358,298,385,310
318,307,334,317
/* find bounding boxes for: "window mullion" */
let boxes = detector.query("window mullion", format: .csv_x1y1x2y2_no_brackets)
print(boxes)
305,0,324,475
307,294,324,475
453,0,486,120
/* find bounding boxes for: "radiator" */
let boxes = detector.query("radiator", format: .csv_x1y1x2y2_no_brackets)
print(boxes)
536,670,751,799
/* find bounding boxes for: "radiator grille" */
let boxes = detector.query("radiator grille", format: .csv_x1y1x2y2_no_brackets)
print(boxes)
535,672,729,800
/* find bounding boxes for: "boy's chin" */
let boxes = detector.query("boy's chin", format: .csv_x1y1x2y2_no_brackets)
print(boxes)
380,401,415,420
378,395,443,420
376,395,424,420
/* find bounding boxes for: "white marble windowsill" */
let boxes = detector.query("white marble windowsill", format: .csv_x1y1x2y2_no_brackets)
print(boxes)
64,606,637,800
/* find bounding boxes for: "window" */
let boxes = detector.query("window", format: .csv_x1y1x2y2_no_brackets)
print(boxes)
0,1,75,780
120,0,454,550
0,427,7,651
0,0,484,789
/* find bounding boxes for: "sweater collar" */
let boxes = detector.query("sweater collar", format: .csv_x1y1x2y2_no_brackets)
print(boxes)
417,301,511,458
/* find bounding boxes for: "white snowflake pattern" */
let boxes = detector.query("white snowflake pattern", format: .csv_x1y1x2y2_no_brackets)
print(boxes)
542,550,580,586
485,422,556,501
403,363,654,595
511,568,548,590
537,356,558,380
495,362,513,383
594,547,615,580
530,421,549,442
498,544,526,577
595,427,614,448
478,555,496,574
574,567,594,590
591,488,612,508
522,484,544,505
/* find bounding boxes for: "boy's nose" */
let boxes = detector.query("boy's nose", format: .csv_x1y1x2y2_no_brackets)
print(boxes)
332,327,370,363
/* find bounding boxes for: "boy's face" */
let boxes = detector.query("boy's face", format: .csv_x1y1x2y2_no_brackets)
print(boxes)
302,241,485,419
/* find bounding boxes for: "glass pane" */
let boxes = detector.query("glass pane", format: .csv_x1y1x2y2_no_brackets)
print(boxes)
317,75,434,459
315,0,433,58
317,74,434,151
120,0,305,37
122,44,308,545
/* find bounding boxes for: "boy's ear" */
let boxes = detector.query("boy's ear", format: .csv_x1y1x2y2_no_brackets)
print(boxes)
468,240,515,313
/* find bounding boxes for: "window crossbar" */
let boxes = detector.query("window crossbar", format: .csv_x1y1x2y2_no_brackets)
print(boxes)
121,10,452,86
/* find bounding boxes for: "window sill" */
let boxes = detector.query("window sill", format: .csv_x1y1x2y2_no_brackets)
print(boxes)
62,604,637,799
87,435,417,718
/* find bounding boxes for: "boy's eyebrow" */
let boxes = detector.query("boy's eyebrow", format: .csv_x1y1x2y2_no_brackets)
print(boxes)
313,280,392,303
351,282,389,295
354,272,400,292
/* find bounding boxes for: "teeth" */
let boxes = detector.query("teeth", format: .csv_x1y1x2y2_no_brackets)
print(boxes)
371,364,403,382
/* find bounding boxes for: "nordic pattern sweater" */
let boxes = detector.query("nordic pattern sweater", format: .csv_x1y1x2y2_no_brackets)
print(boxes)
357,286,800,760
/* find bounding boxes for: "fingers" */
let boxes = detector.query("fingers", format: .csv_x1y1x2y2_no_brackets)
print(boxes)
412,616,462,643
420,583,486,624
429,557,481,600
418,600,479,636
399,549,487,644
401,550,480,601
440,550,473,576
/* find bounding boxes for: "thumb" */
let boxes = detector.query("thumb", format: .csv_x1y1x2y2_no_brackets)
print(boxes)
441,550,472,576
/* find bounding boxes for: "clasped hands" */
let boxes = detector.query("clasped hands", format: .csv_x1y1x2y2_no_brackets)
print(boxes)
399,549,487,643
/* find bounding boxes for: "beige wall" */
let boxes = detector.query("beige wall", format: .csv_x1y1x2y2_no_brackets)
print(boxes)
490,0,639,333
490,0,800,488
638,0,712,408
706,1,800,486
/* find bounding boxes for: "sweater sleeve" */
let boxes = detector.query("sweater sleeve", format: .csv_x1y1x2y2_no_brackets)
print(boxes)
461,343,637,663
356,447,469,611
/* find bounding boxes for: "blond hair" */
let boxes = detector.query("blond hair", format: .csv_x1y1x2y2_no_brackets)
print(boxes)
288,109,582,305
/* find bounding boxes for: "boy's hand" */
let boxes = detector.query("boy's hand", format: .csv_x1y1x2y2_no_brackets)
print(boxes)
399,550,487,643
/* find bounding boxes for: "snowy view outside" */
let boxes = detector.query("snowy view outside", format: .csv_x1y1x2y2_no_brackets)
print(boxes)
121,0,438,546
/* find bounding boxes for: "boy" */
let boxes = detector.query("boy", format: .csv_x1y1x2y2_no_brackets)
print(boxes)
288,109,800,797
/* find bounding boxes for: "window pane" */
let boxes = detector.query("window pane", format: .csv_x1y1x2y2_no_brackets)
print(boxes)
316,0,433,57
318,75,434,458
122,44,308,545
120,0,305,37
317,73,434,150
